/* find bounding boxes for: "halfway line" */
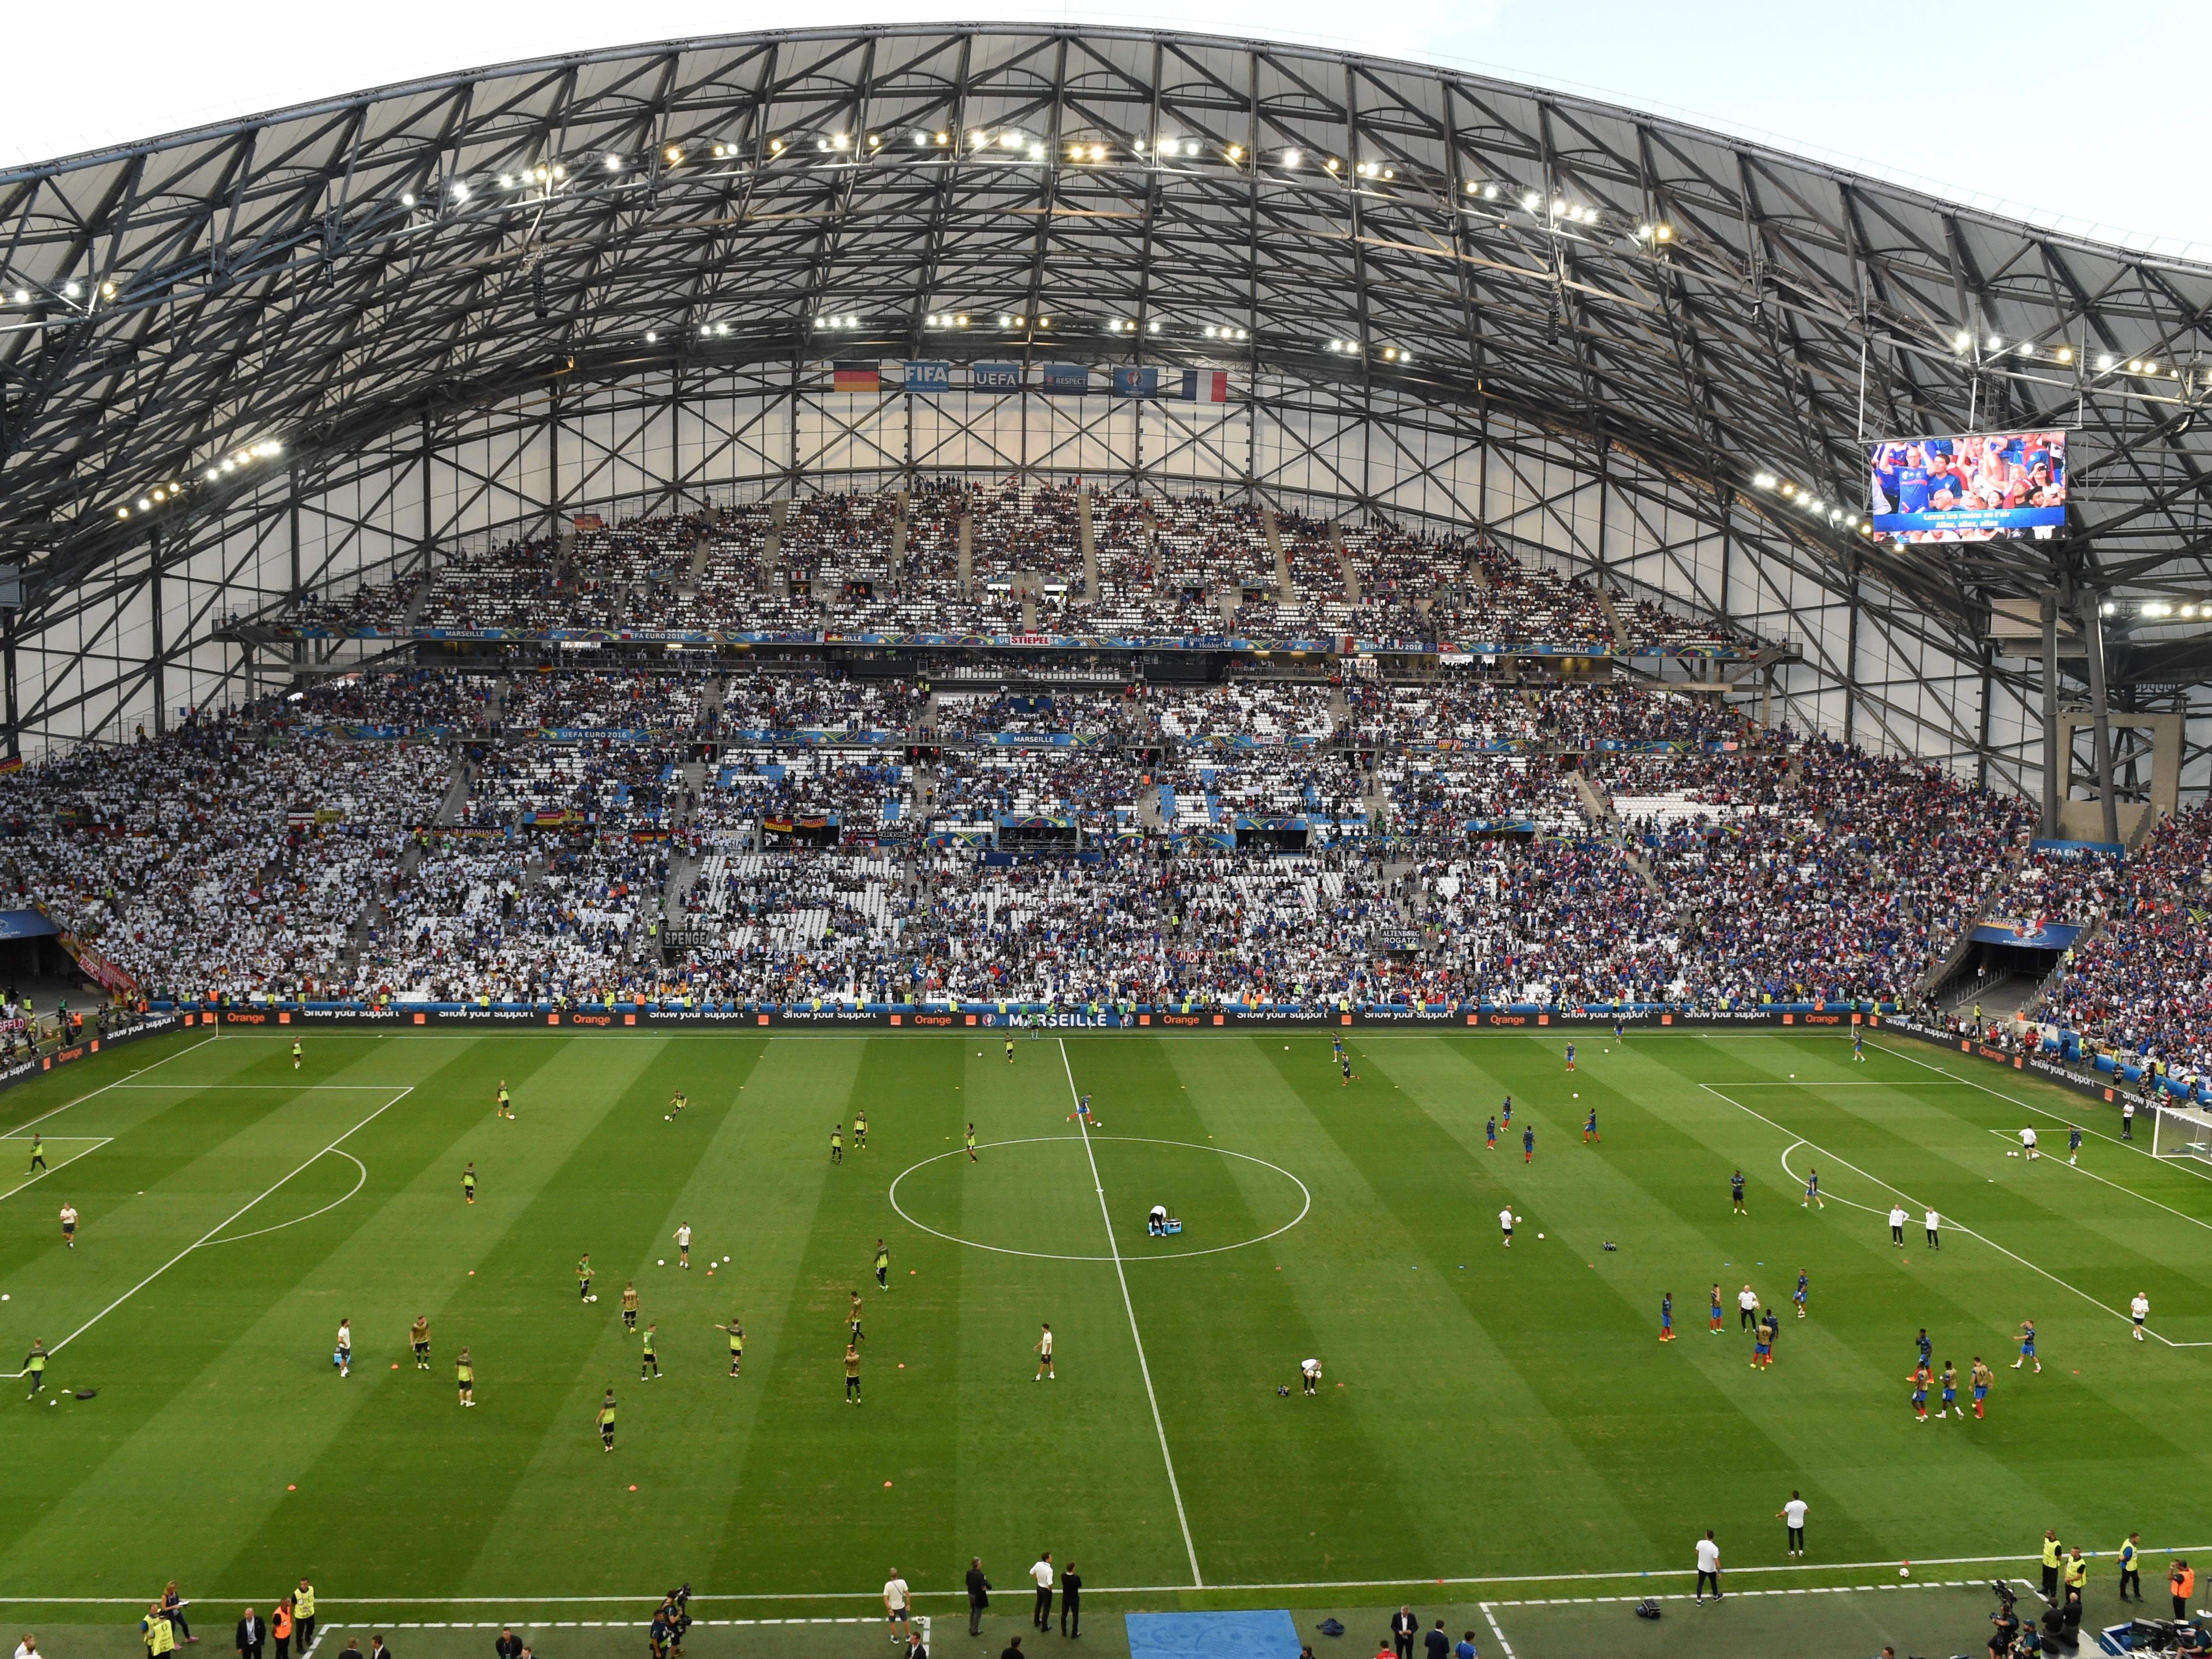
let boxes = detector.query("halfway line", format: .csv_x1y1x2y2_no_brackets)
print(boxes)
1058,1036,1203,1589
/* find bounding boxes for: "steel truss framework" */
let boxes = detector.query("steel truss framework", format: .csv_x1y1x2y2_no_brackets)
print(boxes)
1,26,2209,794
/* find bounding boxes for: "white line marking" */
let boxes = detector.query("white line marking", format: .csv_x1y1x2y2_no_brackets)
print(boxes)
0,1032,219,1136
1705,1079,2212,1350
0,1087,411,1375
1977,1127,2212,1236
887,1136,1309,1261
102,1083,413,1090
1875,1039,2212,1184
10,1557,2191,1605
1059,1035,1202,1589
1478,1604,1515,1659
201,1149,368,1245
0,1136,111,1202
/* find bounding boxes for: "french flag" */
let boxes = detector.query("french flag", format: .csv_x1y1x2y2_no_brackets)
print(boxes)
1170,370,1230,403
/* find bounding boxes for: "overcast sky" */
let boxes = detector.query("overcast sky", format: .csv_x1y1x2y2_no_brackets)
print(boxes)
8,0,2208,255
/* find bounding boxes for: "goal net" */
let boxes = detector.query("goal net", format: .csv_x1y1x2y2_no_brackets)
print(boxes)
2150,1104,2212,1164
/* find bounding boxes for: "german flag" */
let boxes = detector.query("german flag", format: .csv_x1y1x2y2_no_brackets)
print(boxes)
0,755,22,774
832,362,880,392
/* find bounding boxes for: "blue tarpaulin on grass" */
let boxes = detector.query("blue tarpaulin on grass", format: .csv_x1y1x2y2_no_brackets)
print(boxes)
1126,1611,1301,1659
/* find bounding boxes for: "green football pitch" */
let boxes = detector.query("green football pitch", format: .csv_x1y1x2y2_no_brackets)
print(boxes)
2,1026,2207,1656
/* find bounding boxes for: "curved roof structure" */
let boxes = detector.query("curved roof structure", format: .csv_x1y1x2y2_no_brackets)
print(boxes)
2,25,2208,651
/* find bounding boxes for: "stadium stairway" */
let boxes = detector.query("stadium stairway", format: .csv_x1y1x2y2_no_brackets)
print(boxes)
1595,588,1632,648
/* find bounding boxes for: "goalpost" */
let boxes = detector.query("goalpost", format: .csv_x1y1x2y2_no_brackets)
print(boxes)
2150,1104,2212,1165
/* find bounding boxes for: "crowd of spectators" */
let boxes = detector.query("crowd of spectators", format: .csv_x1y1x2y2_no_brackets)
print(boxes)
6,657,2208,1025
286,485,1758,651
2040,806,2212,1076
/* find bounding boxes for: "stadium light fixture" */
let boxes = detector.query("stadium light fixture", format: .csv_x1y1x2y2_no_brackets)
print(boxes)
1953,331,1971,352
1324,157,1340,173
605,155,622,172
116,506,129,519
10,290,25,304
138,497,151,511
451,184,469,203
1227,145,1243,162
1988,336,2002,351
1088,145,1105,162
1038,316,1052,328
553,165,565,180
955,315,969,327
645,331,657,343
2144,361,2158,374
63,281,79,298
666,146,683,165
498,174,513,188
2056,346,2073,363
1653,224,1671,241
1283,149,1302,168
2103,602,2118,617
833,133,850,151
400,193,415,207
1148,319,1161,333
934,132,949,146
2098,354,2115,371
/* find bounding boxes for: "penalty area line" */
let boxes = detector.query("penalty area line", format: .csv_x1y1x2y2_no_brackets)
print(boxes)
0,1087,411,1376
0,1136,112,1202
1703,1082,2212,1350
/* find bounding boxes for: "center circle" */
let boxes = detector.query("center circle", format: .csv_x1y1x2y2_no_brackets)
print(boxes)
889,1135,1310,1261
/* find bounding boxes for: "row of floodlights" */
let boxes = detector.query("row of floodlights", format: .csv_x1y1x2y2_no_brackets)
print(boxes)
1948,335,2188,380
116,440,283,519
1327,340,1412,363
1751,472,1870,535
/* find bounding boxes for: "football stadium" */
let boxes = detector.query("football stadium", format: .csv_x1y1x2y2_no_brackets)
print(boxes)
2,24,2212,1659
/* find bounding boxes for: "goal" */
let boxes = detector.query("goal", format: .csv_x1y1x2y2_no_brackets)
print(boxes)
2150,1104,2212,1164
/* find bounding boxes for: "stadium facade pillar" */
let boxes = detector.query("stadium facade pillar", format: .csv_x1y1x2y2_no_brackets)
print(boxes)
149,537,166,736
2040,593,2060,837
2080,591,2119,846
2,615,16,764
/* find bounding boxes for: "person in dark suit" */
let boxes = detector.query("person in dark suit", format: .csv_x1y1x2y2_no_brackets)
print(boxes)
1059,1564,1082,1638
495,1631,523,1659
1390,1608,1417,1659
235,1611,264,1659
965,1559,991,1637
1422,1622,1449,1659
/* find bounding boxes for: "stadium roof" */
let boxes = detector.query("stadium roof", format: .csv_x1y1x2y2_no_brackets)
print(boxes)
2,24,2209,660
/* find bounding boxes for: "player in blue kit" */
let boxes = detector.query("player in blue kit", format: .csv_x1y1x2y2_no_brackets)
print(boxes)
1523,1125,1535,1165
2014,1319,2040,1373
1659,1292,1674,1342
1485,1116,1497,1150
1802,1167,1823,1209
1500,1096,1512,1128
1564,1042,1576,1073
1731,1169,1747,1215
1938,1361,1958,1419
1793,1269,1809,1319
1583,1107,1599,1145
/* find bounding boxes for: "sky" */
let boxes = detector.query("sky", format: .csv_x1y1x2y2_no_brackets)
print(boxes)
5,0,2209,255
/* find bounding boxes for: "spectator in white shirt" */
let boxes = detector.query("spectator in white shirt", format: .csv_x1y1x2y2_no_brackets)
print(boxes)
1694,1531,1722,1604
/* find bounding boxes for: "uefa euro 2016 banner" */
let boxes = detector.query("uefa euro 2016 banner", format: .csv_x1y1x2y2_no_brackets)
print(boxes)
831,361,1232,401
1868,430,2067,545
